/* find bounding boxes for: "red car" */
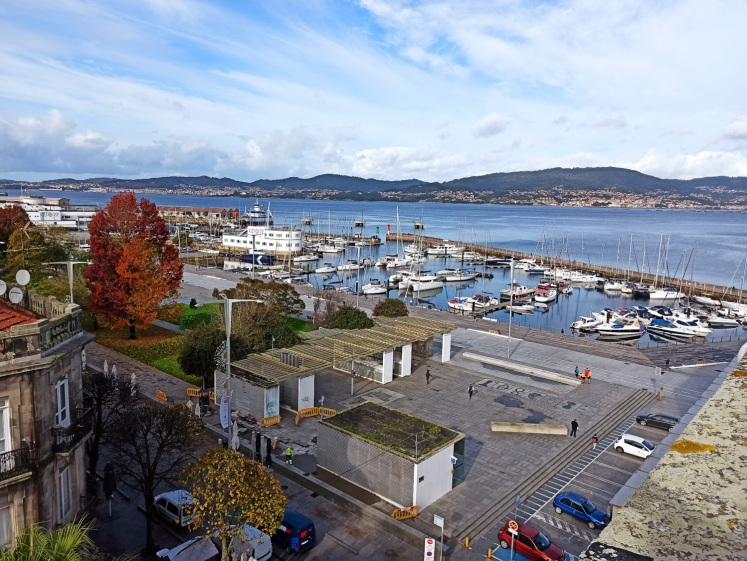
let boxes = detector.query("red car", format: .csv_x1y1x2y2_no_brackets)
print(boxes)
498,521,565,561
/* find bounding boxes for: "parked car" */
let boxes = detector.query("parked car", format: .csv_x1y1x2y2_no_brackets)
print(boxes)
552,491,609,529
153,490,194,527
217,525,273,561
613,433,655,458
273,509,316,554
497,521,564,561
156,536,218,561
636,413,679,431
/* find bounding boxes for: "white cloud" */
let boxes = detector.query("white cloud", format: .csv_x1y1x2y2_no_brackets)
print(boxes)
473,113,510,138
627,150,747,179
589,115,628,129
722,115,747,140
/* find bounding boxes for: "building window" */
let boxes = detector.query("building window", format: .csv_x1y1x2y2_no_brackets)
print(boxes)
0,505,11,547
56,379,70,428
59,466,71,518
0,399,9,453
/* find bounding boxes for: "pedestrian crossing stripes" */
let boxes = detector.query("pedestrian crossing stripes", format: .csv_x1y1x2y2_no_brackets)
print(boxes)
532,512,596,542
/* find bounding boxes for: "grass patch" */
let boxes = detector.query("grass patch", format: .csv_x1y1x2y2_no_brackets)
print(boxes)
179,302,220,329
81,317,202,386
283,316,314,333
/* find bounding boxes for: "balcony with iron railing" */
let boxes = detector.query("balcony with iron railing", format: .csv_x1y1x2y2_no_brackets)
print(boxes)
52,407,93,454
0,445,35,483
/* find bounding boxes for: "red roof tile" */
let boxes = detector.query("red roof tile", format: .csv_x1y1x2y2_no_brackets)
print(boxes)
0,300,39,331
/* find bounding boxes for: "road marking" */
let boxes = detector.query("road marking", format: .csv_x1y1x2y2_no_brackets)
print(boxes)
587,461,637,475
533,512,595,542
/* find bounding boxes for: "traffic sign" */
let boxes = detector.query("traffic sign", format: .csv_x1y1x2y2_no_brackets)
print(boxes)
507,519,519,535
424,537,435,559
433,514,444,528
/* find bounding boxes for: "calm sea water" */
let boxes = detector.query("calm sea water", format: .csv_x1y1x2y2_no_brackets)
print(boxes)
13,188,747,347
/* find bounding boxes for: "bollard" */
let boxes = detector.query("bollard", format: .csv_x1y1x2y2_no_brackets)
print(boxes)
465,537,470,549
659,386,663,401
487,548,492,559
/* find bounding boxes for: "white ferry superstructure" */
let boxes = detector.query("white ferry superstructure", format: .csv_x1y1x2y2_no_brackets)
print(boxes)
222,225,303,257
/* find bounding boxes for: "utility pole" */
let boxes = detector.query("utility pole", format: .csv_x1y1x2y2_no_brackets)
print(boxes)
45,260,91,304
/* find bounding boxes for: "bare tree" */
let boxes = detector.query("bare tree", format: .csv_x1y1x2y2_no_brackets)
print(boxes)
84,369,139,476
109,403,205,555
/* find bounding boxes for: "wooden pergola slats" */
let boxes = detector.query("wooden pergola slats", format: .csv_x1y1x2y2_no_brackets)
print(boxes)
231,316,454,386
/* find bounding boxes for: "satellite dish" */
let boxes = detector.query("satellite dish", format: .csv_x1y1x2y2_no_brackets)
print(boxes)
9,287,23,304
16,269,30,286
0,280,5,296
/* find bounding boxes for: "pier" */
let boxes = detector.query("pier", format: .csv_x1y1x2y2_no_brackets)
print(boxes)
387,232,740,301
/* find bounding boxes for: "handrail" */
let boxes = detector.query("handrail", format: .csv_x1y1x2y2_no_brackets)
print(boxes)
0,446,34,482
52,407,92,453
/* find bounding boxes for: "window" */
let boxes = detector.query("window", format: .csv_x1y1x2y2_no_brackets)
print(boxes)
59,466,71,517
0,399,9,453
56,379,70,428
0,505,11,547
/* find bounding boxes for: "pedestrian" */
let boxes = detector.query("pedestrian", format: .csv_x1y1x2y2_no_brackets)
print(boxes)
582,368,590,384
570,419,579,437
425,369,431,385
468,383,474,400
574,366,579,379
586,370,592,384
665,358,670,370
560,328,564,338
285,446,294,465
592,434,598,450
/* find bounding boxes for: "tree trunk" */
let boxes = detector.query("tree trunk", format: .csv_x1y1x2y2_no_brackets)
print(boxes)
222,536,231,561
144,493,156,554
92,315,99,330
128,318,137,340
87,431,101,479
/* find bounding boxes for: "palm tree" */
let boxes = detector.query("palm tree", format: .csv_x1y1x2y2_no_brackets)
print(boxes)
0,521,123,561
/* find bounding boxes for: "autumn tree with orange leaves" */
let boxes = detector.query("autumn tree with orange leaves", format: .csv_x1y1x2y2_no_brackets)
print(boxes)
84,192,182,339
182,449,286,561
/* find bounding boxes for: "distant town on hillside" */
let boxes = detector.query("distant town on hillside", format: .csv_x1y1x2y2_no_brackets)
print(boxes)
2,167,747,209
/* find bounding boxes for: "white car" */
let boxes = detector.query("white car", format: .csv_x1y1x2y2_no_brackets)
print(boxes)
154,490,194,527
613,433,655,458
156,536,218,560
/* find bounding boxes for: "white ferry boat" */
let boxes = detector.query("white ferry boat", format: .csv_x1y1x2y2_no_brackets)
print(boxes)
222,225,302,256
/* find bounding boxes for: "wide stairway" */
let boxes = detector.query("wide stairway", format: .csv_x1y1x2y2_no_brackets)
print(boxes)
455,388,656,543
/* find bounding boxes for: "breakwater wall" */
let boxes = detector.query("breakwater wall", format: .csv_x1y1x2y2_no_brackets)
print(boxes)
388,232,739,301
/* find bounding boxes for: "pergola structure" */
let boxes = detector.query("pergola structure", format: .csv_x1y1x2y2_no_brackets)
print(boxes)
220,316,455,421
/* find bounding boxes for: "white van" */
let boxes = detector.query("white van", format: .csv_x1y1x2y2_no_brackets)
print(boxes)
232,525,273,561
154,490,194,527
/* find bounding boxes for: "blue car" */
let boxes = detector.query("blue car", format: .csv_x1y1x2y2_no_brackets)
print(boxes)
552,491,609,529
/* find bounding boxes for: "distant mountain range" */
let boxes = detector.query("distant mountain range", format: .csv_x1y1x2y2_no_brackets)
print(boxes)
2,167,746,207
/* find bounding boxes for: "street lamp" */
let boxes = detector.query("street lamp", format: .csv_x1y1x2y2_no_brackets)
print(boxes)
507,259,514,358
220,296,265,443
45,260,91,304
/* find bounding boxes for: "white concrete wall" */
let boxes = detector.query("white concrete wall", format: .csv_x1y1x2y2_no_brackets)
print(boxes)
298,375,315,411
400,344,412,377
441,333,452,363
264,386,280,418
382,351,394,384
412,444,455,510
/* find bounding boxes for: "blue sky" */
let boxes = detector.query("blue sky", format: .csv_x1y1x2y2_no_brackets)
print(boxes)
1,0,746,182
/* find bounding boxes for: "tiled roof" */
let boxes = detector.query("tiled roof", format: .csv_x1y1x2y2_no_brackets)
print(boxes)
0,300,39,332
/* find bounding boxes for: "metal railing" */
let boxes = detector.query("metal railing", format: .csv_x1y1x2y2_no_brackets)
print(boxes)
0,445,34,482
52,407,93,454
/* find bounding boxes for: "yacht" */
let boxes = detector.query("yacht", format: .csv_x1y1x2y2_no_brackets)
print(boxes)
645,319,695,340
534,287,557,303
604,279,624,292
436,269,478,282
499,282,534,300
402,244,422,255
570,271,599,283
648,287,685,301
513,258,537,271
293,253,319,263
448,297,472,312
426,244,465,256
243,200,273,226
465,294,499,308
571,316,601,332
337,260,363,272
314,263,337,274
361,279,388,295
403,274,443,292
506,304,534,313
485,256,514,268
595,318,644,337
320,244,345,254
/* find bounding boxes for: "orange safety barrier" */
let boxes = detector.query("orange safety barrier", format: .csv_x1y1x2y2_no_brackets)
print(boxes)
392,506,419,520
156,390,167,402
260,415,281,428
295,407,337,425
186,388,201,397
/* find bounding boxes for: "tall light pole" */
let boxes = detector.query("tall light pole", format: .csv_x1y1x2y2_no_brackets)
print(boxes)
356,245,361,308
221,296,264,443
45,260,91,304
507,259,514,359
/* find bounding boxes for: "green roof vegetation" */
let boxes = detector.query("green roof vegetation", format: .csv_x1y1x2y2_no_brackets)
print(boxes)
324,402,460,459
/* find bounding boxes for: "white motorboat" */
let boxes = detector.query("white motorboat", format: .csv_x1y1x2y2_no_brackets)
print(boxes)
691,295,721,307
506,304,534,314
293,253,319,263
720,301,747,316
436,268,478,282
499,282,534,299
448,297,471,311
403,244,421,255
337,260,363,272
320,244,345,254
595,319,644,337
461,251,484,260
361,279,388,295
314,263,337,274
708,313,740,328
670,318,712,336
570,271,599,283
621,282,637,294
534,288,557,303
645,319,695,340
513,258,537,271
571,316,601,332
463,294,498,309
426,243,464,256
604,279,624,292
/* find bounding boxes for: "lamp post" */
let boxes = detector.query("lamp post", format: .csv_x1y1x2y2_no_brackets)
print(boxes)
507,259,514,358
356,245,361,308
221,296,265,444
45,260,91,304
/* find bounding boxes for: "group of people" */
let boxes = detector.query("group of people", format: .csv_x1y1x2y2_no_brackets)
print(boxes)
574,366,592,384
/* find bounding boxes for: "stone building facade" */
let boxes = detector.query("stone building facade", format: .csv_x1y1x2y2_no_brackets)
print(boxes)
0,290,93,547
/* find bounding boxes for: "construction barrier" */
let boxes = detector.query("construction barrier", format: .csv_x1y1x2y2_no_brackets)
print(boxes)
295,407,338,425
186,387,201,397
391,506,419,520
260,415,282,428
156,390,167,402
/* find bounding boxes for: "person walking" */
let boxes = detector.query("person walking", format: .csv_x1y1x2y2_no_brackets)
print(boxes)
285,446,294,465
560,328,564,338
586,370,592,384
426,369,431,385
574,366,579,379
591,434,598,450
468,383,474,400
570,419,579,437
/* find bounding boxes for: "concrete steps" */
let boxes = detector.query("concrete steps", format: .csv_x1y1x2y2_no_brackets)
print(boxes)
455,388,656,543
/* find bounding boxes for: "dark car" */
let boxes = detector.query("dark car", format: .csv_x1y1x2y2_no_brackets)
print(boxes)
552,491,609,529
636,413,679,431
498,521,564,561
273,509,315,554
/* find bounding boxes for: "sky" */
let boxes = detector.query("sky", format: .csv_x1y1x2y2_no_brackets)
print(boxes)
1,0,746,183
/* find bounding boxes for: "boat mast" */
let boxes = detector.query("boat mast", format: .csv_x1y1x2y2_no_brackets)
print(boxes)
627,234,633,282
654,233,663,289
